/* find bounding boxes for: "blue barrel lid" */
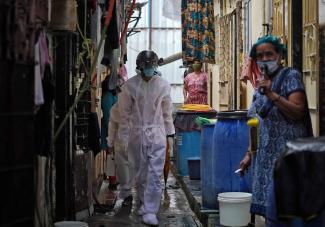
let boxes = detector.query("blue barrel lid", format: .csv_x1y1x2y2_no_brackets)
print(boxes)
202,123,215,127
187,157,201,161
217,110,248,120
176,110,217,117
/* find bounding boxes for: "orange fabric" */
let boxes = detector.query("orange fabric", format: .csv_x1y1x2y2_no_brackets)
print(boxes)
104,0,116,27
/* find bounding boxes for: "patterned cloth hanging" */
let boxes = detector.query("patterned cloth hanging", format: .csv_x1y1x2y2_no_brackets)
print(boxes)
181,0,215,64
0,0,48,63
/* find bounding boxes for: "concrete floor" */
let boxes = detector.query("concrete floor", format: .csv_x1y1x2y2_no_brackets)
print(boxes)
86,173,202,227
176,173,265,227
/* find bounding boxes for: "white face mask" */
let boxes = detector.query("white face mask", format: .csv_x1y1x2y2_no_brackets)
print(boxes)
257,60,279,75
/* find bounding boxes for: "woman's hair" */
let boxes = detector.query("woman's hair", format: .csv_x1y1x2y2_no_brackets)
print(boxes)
183,65,194,78
192,59,202,65
249,35,287,59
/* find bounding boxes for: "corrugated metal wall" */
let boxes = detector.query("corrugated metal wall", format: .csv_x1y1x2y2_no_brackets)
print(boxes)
125,0,184,104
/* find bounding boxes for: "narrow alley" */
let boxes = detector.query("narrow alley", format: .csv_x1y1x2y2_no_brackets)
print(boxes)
86,173,201,227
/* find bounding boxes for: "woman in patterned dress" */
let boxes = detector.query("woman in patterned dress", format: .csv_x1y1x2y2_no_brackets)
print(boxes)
239,36,313,225
183,60,208,104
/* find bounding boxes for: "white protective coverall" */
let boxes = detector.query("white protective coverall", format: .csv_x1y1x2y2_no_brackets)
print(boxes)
118,74,175,215
108,102,131,199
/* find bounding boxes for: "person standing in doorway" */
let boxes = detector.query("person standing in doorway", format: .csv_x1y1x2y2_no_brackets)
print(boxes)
183,60,208,104
117,50,175,226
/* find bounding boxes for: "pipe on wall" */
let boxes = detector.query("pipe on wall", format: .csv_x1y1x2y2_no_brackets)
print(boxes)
158,52,183,66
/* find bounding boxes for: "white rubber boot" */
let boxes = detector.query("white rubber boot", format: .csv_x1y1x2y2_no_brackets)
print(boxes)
137,205,145,216
142,213,158,226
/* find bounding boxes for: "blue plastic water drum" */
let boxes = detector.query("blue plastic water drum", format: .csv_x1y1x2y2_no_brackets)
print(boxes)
177,131,201,176
212,111,252,196
200,124,217,208
187,157,201,180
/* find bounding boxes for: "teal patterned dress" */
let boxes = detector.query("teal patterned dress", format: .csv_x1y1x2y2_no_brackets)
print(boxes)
248,68,310,216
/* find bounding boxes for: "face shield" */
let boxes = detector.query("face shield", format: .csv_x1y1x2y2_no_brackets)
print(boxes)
136,50,159,77
138,59,158,69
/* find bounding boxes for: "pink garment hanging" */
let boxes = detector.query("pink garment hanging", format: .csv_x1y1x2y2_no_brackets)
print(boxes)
34,31,51,106
38,31,51,78
118,64,128,81
35,40,44,106
240,55,261,89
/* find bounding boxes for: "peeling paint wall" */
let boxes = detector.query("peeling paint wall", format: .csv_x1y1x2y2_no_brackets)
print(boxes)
208,0,239,111
245,0,271,108
209,0,271,111
210,1,323,133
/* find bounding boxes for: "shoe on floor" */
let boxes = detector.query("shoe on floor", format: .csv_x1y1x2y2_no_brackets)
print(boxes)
137,205,145,216
122,195,133,206
142,213,158,226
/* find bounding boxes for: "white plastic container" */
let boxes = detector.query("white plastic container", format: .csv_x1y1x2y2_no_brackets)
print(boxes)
218,192,252,227
54,221,88,227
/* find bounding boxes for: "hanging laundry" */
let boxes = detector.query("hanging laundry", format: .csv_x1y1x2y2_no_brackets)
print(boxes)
102,0,119,50
181,0,215,64
34,30,51,107
163,0,181,21
240,54,261,89
118,63,128,82
35,65,55,156
38,31,51,77
34,39,44,106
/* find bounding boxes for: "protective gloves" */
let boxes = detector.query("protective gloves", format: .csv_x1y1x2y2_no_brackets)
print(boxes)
167,136,174,156
120,140,128,152
107,146,115,155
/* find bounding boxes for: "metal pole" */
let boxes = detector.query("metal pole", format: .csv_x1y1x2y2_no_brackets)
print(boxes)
149,0,152,50
158,52,183,66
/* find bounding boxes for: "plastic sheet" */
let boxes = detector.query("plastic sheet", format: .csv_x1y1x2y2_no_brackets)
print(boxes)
174,110,217,132
274,137,325,220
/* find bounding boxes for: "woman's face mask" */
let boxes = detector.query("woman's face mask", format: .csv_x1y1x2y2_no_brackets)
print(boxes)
143,67,157,77
255,43,281,75
257,60,279,75
192,63,201,71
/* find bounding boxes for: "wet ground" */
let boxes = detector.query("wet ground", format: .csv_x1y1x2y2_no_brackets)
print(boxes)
86,173,202,227
174,167,266,227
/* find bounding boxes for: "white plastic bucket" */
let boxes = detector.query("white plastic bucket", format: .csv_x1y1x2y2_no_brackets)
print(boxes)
218,192,252,227
54,221,88,227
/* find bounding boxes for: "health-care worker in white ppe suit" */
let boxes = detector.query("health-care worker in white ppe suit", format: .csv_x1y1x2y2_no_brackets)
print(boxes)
117,50,175,226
